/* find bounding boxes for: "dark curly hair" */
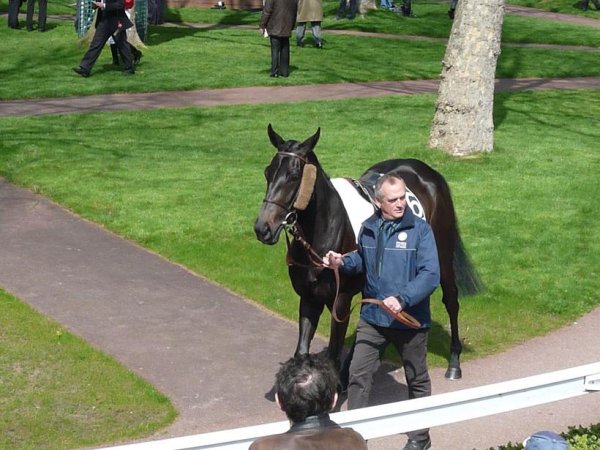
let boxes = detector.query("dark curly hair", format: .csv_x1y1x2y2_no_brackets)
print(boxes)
275,354,339,423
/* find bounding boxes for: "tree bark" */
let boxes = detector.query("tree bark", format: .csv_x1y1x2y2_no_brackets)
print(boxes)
428,0,505,156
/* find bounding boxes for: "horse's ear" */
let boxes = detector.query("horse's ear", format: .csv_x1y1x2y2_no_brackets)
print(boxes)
299,127,320,155
267,124,286,150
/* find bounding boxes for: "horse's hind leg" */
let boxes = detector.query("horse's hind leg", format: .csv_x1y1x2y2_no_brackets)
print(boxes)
440,270,462,380
295,297,325,356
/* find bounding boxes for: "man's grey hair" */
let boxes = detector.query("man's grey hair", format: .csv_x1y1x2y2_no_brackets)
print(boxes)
374,173,405,201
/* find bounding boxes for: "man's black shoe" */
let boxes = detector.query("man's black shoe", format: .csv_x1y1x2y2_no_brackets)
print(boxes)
402,438,431,450
72,66,90,78
315,42,323,48
401,5,411,16
270,73,278,78
123,68,135,75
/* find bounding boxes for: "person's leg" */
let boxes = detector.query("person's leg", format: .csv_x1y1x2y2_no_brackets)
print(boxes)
336,0,346,19
269,36,281,76
348,0,357,18
8,0,20,28
115,30,134,73
347,319,388,409
79,23,112,73
401,0,411,15
25,0,34,30
38,0,47,30
296,22,306,46
279,37,290,77
311,21,322,47
110,44,120,65
130,44,143,64
389,329,431,444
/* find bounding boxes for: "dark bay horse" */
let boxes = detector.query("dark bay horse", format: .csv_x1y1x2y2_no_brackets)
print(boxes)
254,125,483,379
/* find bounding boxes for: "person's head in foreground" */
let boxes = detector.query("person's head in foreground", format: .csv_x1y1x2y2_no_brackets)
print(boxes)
275,353,339,423
524,431,569,450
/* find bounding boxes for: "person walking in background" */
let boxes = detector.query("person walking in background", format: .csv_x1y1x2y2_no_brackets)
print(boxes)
259,0,297,78
249,354,368,450
324,173,440,450
296,0,323,48
73,0,135,77
26,0,47,31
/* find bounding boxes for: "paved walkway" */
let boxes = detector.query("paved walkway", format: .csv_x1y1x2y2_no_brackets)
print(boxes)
1,5,599,449
1,175,599,450
1,77,600,117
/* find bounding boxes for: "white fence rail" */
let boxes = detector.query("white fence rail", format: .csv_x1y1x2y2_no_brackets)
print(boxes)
96,362,600,450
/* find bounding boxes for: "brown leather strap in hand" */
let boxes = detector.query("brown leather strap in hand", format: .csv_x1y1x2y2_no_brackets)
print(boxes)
361,298,421,329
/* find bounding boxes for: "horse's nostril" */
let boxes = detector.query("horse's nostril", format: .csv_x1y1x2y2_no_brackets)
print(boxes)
254,220,270,240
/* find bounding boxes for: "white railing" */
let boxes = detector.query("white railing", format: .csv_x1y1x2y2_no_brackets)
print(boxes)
95,362,600,450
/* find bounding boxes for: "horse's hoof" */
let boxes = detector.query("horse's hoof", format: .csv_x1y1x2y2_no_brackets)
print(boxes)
445,367,462,380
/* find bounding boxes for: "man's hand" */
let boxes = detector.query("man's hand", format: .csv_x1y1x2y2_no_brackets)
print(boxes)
323,251,343,269
93,1,105,8
383,296,402,313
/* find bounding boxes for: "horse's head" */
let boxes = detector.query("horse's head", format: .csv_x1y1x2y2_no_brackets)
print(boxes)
254,124,321,245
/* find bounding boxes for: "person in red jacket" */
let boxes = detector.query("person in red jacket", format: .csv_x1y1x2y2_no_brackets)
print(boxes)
73,0,135,77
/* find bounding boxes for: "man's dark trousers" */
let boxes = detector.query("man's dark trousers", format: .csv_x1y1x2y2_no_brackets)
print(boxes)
269,35,290,77
80,24,133,73
26,0,47,30
347,318,431,442
8,0,22,28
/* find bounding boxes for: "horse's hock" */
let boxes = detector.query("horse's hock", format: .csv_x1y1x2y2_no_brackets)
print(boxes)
167,0,262,10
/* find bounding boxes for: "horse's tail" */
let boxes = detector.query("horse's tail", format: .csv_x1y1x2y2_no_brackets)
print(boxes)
453,231,485,297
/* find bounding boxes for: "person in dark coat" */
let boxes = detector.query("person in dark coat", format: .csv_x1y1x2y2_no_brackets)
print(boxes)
259,0,298,78
26,0,47,31
324,174,440,450
249,354,368,450
73,0,135,77
8,0,23,29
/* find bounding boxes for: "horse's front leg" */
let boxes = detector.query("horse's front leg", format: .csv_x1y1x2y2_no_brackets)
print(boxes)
327,293,351,370
295,297,325,356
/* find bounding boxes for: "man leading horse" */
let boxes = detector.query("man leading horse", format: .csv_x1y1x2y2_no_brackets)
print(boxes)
324,173,439,450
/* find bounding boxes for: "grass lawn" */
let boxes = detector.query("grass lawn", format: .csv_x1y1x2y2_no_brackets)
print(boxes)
0,0,599,100
0,288,177,449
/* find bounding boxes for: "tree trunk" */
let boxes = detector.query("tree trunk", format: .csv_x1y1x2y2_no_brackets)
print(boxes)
428,0,505,156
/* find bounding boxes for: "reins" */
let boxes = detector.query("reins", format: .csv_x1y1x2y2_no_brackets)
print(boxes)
282,215,420,330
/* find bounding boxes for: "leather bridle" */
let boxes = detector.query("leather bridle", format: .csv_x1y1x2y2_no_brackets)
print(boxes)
261,151,310,214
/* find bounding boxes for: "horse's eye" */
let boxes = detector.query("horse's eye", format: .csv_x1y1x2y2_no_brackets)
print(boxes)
264,165,275,180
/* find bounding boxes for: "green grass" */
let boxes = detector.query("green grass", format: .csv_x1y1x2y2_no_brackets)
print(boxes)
1,0,599,100
0,289,177,449
1,89,598,367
